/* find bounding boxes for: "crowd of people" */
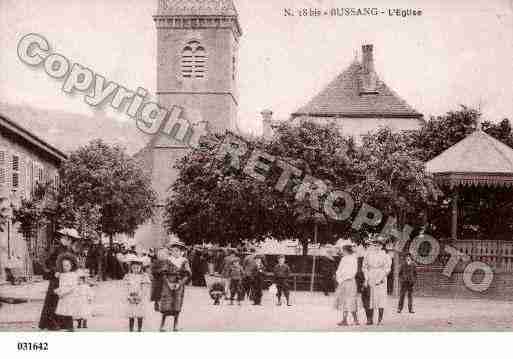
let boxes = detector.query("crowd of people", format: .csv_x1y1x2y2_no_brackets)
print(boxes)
34,232,417,331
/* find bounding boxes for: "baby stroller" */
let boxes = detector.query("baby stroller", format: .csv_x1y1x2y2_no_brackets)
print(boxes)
204,273,226,305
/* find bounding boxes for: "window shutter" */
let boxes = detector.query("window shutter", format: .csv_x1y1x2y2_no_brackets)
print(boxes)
33,162,40,187
54,172,59,191
0,150,6,194
11,153,20,191
25,159,32,199
20,156,26,198
29,160,35,195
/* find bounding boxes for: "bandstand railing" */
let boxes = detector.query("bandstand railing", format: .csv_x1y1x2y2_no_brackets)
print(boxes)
449,240,513,273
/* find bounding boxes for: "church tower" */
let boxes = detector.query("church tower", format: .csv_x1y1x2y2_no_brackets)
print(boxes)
153,0,242,133
133,1,242,248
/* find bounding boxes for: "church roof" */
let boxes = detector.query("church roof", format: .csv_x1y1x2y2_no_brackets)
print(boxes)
292,59,422,119
426,129,513,187
157,0,238,16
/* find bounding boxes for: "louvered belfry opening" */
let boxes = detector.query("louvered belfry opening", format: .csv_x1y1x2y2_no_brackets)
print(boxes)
181,40,207,79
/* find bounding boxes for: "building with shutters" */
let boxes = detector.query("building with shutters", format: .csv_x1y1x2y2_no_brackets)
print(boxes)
0,113,66,282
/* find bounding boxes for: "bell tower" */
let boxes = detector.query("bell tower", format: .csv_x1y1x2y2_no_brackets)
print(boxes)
153,0,242,133
133,1,242,247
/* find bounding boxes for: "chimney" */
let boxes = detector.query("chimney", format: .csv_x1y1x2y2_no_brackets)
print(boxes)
261,109,273,138
360,44,378,94
362,44,374,73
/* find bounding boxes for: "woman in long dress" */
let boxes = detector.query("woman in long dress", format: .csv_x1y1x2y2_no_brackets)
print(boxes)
151,241,191,331
334,245,359,326
362,238,392,325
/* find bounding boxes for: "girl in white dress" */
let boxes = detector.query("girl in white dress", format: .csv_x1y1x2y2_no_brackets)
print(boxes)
55,255,79,331
124,254,151,332
74,269,94,329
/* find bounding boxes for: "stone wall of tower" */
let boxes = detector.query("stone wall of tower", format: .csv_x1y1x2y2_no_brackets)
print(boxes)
132,4,241,248
156,27,239,133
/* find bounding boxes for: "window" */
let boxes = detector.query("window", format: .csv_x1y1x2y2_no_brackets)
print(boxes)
0,151,5,190
181,41,207,79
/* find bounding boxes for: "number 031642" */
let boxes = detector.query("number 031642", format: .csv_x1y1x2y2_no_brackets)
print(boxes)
17,342,48,351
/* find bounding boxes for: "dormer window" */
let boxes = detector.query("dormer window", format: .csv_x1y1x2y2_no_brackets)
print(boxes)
181,40,207,79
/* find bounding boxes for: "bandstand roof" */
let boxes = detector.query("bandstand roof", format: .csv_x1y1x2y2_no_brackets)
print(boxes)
425,129,513,187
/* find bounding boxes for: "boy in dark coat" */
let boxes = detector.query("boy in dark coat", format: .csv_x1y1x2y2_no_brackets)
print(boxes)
251,257,266,305
397,254,417,313
273,255,292,306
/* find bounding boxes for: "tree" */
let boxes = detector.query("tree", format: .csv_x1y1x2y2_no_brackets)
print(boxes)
58,139,156,245
353,128,441,234
164,122,359,251
411,105,480,162
164,133,290,246
12,182,55,241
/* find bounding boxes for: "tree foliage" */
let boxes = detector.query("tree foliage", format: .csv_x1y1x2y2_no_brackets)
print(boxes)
58,139,156,242
164,105,513,246
12,182,55,241
164,121,439,248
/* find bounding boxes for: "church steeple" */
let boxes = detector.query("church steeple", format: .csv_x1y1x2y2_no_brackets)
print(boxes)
153,0,241,133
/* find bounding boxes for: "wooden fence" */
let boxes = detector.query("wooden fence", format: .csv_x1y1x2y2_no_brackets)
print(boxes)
446,240,513,273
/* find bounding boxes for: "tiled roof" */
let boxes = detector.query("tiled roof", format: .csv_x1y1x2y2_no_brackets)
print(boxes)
158,0,238,16
293,61,422,119
426,129,513,175
0,113,67,162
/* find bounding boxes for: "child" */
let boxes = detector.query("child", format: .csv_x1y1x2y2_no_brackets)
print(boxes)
54,254,79,331
124,254,151,332
209,276,226,305
74,269,94,329
227,257,244,305
273,255,292,306
251,257,266,305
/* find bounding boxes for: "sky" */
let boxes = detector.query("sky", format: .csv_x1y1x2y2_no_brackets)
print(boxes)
0,0,512,135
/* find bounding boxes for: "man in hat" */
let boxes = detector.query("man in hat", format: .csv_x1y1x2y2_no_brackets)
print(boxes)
362,236,392,325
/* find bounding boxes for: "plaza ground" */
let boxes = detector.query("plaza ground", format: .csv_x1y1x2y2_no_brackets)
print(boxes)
1,280,513,331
